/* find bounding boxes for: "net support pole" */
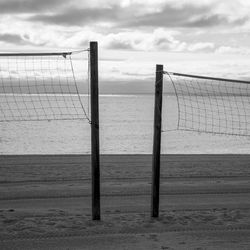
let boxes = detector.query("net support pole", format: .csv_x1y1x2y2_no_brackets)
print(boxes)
90,41,101,220
151,64,163,218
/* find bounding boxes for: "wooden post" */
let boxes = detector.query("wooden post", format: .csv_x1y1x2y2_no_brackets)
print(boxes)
151,64,163,218
90,41,100,220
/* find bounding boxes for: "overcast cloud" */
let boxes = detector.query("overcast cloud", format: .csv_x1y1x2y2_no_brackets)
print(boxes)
0,0,250,87
0,0,249,53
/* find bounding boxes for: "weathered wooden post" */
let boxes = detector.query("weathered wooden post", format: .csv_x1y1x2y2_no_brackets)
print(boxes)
151,64,163,218
90,41,100,220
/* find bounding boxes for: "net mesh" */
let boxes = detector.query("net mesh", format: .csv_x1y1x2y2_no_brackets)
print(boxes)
0,50,90,122
164,71,250,136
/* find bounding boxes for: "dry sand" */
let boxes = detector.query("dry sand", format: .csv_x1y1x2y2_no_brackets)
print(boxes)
1,154,250,249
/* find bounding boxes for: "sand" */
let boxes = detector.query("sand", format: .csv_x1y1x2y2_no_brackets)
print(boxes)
1,154,250,249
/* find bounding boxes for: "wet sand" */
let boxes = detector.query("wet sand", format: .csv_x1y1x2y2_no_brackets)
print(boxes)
1,154,250,249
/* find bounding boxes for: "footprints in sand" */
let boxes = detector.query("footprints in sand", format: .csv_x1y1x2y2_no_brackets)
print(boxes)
0,208,250,241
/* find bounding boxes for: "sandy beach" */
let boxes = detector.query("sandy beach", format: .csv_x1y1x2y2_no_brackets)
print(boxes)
1,154,250,249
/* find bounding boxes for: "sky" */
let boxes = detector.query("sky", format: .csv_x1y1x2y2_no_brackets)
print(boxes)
1,0,250,93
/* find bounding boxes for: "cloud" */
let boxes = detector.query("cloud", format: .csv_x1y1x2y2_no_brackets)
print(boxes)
185,15,248,28
152,30,186,51
28,7,118,26
215,46,250,55
0,33,26,44
188,42,215,52
24,2,249,30
0,31,50,47
105,40,133,50
101,29,186,51
123,3,248,28
0,0,249,30
0,0,249,57
0,0,67,14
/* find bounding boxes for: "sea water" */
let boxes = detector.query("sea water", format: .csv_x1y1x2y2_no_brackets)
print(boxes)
1,94,250,154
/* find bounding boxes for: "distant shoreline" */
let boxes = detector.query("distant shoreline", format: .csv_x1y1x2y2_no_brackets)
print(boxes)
1,93,249,96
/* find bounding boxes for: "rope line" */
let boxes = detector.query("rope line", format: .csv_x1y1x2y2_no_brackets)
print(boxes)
69,54,90,123
164,71,250,85
0,48,89,57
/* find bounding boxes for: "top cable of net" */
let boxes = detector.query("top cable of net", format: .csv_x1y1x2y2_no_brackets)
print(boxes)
164,71,250,85
0,48,89,57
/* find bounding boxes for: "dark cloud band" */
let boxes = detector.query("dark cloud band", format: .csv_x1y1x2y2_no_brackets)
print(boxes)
0,33,25,44
21,2,248,29
28,7,118,26
124,4,248,28
0,0,67,14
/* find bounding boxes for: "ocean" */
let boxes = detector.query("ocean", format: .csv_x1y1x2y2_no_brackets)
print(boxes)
1,94,250,154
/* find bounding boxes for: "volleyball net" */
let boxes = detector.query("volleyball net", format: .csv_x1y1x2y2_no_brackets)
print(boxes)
163,71,250,136
151,65,250,218
0,42,101,221
0,49,90,122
